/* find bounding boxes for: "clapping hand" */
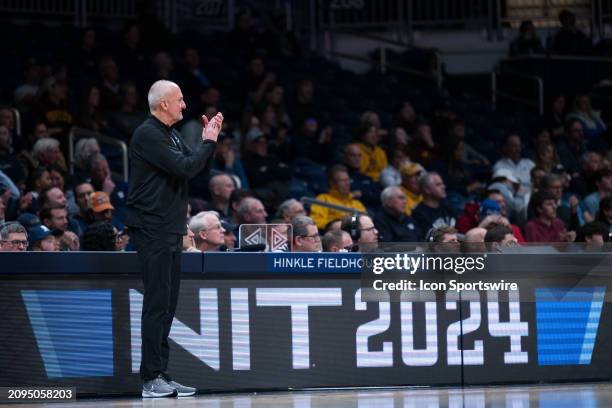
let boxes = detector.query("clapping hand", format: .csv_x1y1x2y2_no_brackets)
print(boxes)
201,112,224,142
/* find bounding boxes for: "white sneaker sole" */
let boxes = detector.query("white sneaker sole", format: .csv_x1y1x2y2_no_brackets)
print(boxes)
176,390,196,397
142,390,177,398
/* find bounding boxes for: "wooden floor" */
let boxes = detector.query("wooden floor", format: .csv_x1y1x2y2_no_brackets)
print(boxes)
17,382,612,407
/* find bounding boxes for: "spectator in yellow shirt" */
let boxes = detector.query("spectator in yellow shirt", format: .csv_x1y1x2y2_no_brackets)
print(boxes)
356,124,388,182
399,162,424,215
310,165,367,230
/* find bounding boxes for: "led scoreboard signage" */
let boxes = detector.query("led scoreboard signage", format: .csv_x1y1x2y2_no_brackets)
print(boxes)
1,252,612,395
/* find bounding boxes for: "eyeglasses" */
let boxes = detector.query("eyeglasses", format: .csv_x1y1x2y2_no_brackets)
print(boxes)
359,226,377,232
2,240,28,247
299,233,321,241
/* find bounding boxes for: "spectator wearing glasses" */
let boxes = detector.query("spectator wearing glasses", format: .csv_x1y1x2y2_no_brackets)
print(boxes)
291,215,321,252
0,222,28,251
341,213,378,252
189,211,226,252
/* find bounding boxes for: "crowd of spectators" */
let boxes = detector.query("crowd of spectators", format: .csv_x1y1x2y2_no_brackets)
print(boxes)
1,8,611,254
509,10,612,57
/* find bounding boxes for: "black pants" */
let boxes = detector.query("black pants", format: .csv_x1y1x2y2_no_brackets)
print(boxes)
133,228,182,382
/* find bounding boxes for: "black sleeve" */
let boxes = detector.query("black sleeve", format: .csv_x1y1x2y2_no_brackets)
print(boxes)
374,213,393,242
135,127,216,179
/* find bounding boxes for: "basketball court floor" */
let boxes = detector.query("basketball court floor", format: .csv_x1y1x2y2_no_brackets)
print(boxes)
15,382,612,407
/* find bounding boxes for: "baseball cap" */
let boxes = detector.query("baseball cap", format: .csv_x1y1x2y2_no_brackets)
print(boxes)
221,219,237,232
89,192,114,213
492,168,519,184
28,224,63,245
400,162,425,177
17,213,41,229
246,127,266,143
480,198,502,217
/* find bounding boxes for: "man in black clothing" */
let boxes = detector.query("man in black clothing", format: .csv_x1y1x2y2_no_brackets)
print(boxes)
291,117,333,164
374,186,420,242
556,119,586,177
412,172,456,239
553,9,592,56
127,80,223,398
242,128,291,208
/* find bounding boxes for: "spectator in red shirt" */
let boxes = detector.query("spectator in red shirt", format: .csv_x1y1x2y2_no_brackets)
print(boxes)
524,191,576,242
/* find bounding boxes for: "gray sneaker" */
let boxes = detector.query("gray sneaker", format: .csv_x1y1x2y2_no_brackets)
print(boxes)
142,375,178,398
168,380,196,397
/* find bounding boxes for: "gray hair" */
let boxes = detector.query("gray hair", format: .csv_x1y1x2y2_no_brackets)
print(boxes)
86,153,107,173
291,215,316,238
0,222,27,240
208,173,233,191
321,229,343,252
74,138,100,169
189,211,220,244
237,197,260,218
581,151,600,166
418,171,439,192
276,198,300,220
380,186,402,205
147,80,179,112
32,138,59,161
540,173,561,190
